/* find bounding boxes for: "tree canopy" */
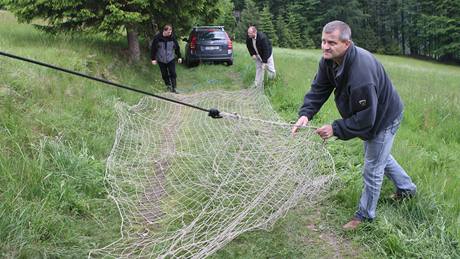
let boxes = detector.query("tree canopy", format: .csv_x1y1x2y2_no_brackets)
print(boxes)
4,0,222,62
3,0,460,63
231,0,460,62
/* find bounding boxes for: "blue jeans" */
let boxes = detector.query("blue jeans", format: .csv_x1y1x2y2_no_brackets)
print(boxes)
355,113,417,220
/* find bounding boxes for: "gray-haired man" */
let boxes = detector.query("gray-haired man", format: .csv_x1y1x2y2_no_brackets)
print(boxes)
292,21,417,230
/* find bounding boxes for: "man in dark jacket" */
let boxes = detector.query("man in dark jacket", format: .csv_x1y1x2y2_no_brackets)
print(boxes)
151,24,182,93
291,21,416,230
246,26,276,87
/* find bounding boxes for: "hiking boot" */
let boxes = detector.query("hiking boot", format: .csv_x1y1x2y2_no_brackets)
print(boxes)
171,78,177,93
342,217,362,231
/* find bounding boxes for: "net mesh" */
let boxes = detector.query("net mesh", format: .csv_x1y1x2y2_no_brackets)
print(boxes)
89,86,336,258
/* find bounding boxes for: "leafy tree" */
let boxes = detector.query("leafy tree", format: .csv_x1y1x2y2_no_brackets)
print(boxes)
4,0,219,62
195,0,224,26
214,0,237,37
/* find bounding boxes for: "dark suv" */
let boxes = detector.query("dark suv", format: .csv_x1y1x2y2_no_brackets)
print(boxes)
183,26,233,67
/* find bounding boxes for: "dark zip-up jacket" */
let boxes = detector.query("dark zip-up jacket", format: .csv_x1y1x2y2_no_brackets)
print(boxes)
150,33,181,63
299,43,403,140
246,31,272,63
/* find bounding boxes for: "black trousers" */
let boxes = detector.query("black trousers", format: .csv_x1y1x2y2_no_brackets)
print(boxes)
158,60,176,86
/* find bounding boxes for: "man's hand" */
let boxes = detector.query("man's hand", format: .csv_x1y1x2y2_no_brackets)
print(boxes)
316,124,334,140
178,58,182,64
262,63,267,70
252,55,257,60
291,116,309,135
151,60,157,65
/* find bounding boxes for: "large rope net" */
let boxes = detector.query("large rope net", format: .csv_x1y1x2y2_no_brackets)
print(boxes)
89,85,336,258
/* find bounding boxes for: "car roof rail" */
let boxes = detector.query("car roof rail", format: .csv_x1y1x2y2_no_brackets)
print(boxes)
193,26,225,31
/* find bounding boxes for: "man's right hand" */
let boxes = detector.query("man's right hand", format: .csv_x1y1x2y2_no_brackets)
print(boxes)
291,116,309,135
252,55,257,60
151,60,157,65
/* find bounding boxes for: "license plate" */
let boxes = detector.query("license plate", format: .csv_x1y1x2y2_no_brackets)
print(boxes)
205,46,219,50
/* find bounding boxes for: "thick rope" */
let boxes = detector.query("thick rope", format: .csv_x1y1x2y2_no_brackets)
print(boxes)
0,50,317,130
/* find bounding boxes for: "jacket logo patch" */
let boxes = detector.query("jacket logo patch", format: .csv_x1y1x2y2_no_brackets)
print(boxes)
359,99,367,106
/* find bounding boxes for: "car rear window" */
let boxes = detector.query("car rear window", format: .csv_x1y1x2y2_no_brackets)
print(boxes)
196,31,227,40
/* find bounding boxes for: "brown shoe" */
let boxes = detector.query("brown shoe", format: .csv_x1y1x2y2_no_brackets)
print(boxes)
342,217,362,230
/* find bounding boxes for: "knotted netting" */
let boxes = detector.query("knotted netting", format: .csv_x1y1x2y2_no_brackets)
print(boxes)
90,85,336,258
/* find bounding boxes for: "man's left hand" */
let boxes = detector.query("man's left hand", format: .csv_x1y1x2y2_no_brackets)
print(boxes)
316,124,334,140
178,58,182,64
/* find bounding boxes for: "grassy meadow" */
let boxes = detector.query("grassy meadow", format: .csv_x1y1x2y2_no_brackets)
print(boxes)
1,10,459,258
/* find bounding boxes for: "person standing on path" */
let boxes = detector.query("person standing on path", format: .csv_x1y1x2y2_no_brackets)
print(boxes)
151,24,182,93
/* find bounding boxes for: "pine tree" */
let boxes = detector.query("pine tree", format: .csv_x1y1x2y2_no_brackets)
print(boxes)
297,0,322,48
275,14,290,48
235,0,260,42
214,0,237,36
286,7,302,48
301,26,316,49
4,0,219,62
259,5,278,46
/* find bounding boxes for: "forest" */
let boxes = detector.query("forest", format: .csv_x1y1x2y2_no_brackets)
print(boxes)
2,0,459,63
1,1,460,257
229,0,460,63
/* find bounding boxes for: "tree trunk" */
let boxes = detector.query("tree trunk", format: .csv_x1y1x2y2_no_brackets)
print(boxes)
126,25,140,62
400,6,406,55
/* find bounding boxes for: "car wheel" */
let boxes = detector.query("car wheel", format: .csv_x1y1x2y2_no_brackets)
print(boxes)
226,60,233,66
185,58,193,68
191,60,199,67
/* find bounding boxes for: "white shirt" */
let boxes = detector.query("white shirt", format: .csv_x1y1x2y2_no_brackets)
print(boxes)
252,34,260,57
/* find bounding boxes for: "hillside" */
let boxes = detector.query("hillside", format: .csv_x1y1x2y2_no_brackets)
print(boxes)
1,11,459,258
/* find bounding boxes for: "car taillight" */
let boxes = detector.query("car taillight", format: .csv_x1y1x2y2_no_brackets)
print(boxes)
190,35,197,54
225,32,233,54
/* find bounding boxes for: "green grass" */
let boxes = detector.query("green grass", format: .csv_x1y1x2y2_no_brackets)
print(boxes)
1,10,459,258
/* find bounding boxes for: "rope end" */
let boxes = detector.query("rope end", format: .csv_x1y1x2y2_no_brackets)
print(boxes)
208,108,222,119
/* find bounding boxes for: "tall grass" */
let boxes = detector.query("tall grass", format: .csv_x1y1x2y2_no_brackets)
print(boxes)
0,10,174,257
